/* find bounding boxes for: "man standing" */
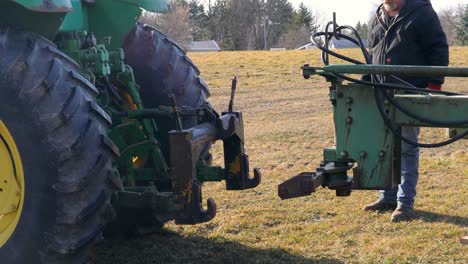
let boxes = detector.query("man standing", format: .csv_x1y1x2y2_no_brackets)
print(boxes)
363,0,449,222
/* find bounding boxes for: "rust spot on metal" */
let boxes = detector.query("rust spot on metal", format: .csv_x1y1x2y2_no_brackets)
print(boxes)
29,6,72,12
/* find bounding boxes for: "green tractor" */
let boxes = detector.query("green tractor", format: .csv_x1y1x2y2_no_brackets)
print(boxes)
0,0,260,263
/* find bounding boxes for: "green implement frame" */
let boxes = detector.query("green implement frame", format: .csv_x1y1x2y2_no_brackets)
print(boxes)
279,64,468,199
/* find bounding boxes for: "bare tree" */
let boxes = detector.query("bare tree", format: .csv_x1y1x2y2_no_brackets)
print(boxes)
263,0,294,50
278,25,310,49
438,5,465,46
276,3,321,49
140,3,192,45
228,0,256,50
207,0,233,49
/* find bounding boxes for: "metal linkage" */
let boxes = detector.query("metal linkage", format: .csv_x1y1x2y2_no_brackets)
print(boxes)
278,172,324,200
170,112,261,224
229,76,237,113
322,64,468,78
170,123,218,224
278,161,353,199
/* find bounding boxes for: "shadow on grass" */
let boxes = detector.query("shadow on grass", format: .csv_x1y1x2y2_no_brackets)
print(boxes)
416,210,468,227
92,229,343,264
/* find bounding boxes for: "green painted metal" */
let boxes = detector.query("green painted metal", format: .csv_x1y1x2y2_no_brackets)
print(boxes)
56,30,174,196
323,147,337,163
328,83,468,190
1,0,259,227
7,0,72,12
59,0,170,49
332,83,398,189
323,64,468,78
0,1,66,38
393,95,468,128
197,165,225,182
282,66,468,198
448,128,468,139
2,0,169,43
59,0,88,32
85,0,143,49
7,0,169,13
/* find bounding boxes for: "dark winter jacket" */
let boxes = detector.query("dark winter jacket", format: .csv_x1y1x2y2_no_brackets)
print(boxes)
368,0,449,88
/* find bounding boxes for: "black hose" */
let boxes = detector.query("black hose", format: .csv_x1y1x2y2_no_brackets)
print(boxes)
333,73,460,96
311,20,468,147
373,87,468,148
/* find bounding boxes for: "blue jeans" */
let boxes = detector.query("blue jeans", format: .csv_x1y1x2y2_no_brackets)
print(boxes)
380,127,420,209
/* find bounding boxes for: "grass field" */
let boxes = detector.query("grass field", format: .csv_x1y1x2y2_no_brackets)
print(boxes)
94,48,468,263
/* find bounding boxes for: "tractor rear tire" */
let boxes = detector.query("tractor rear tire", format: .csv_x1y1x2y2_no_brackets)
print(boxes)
0,27,120,263
123,22,210,109
114,23,213,235
123,23,212,161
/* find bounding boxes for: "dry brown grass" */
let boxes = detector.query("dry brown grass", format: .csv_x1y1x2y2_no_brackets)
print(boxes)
94,48,468,263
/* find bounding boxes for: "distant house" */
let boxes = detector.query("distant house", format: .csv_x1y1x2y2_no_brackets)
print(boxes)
328,37,367,49
296,43,317,50
185,40,221,52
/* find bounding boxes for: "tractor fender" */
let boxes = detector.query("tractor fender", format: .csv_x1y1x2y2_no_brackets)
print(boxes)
9,0,72,12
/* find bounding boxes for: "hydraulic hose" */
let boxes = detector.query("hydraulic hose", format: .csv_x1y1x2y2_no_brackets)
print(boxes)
311,19,468,147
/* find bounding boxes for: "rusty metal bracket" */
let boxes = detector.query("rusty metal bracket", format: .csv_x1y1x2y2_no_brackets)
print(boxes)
220,112,261,190
170,111,260,224
278,172,324,200
278,161,354,199
175,180,217,225
170,123,218,225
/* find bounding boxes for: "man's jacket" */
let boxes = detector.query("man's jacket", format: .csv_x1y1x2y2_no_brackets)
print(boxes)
368,0,449,89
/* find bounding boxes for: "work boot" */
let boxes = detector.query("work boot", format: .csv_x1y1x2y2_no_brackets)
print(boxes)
391,207,416,222
363,199,397,212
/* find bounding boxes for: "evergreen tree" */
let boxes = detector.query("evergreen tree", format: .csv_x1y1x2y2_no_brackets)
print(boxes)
207,0,233,50
293,2,314,31
456,4,468,45
278,2,320,49
263,0,294,49
355,21,362,33
355,21,368,39
188,0,209,41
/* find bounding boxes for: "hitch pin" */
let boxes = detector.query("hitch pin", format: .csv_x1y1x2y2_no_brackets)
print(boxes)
228,76,237,113
169,93,183,131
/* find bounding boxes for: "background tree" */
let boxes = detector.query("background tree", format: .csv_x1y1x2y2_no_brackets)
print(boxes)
456,4,468,45
355,21,368,40
227,0,257,50
140,1,468,50
188,0,210,41
292,2,317,31
278,25,310,49
139,0,192,45
438,5,465,46
278,2,320,49
248,0,265,50
207,0,233,50
263,0,294,50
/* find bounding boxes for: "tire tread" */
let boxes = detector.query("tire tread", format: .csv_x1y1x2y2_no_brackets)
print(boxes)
0,27,120,264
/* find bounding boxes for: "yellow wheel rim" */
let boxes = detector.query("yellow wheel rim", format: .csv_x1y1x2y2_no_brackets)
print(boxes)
0,120,24,247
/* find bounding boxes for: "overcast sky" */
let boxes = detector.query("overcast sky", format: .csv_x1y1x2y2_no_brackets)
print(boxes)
289,0,467,26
